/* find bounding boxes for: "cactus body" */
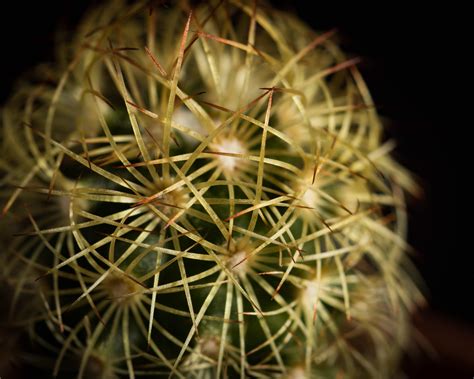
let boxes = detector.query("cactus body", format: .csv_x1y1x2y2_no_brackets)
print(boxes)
1,1,423,378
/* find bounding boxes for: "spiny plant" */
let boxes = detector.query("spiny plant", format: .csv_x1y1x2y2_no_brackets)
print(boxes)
0,0,424,378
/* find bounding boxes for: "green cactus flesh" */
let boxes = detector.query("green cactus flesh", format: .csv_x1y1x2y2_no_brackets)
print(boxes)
0,1,424,378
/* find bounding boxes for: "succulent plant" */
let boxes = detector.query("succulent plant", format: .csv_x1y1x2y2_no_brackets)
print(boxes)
0,0,424,378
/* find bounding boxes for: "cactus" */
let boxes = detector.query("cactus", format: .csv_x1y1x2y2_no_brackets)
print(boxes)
0,1,424,378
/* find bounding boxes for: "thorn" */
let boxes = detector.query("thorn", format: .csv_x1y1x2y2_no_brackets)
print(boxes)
126,99,158,118
312,302,318,323
319,217,334,233
320,57,362,77
181,91,206,102
256,271,283,276
145,46,167,77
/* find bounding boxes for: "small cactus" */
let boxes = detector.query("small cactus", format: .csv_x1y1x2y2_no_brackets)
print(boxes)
1,1,424,378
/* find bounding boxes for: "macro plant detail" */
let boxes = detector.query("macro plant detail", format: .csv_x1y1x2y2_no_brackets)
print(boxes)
0,0,424,378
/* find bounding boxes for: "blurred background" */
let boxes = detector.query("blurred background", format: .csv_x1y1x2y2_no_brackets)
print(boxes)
0,1,467,378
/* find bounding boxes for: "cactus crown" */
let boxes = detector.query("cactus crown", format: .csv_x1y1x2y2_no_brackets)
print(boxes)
1,1,423,378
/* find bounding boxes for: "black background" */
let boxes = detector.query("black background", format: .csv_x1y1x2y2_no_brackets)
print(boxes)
0,0,465,377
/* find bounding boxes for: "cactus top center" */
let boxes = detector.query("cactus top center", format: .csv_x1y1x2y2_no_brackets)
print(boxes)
302,280,321,311
226,249,248,275
199,335,221,360
150,177,189,217
286,366,307,379
211,137,246,173
102,273,141,306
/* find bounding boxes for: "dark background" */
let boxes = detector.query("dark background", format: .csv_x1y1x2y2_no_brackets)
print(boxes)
0,1,467,377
